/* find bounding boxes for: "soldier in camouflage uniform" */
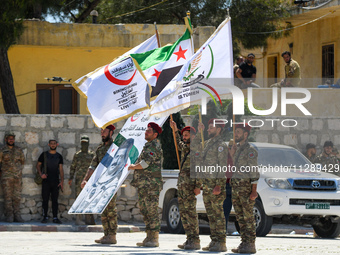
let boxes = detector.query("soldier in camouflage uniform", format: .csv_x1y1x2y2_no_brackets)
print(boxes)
0,131,25,222
68,135,95,225
81,125,118,244
129,122,163,247
314,141,340,177
304,143,316,163
230,124,259,254
170,121,202,250
193,119,228,252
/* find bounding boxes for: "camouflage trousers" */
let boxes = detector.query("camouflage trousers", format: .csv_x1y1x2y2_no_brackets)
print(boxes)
138,187,161,231
1,177,22,217
202,184,226,242
231,179,256,243
178,176,200,242
101,194,118,235
75,177,84,196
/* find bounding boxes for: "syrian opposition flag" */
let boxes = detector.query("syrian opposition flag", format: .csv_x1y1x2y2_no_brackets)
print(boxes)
73,35,158,98
150,18,234,116
130,28,193,100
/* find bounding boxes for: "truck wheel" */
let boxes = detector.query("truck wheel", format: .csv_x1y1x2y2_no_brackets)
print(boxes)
234,199,272,237
254,199,273,237
166,198,184,234
312,218,340,238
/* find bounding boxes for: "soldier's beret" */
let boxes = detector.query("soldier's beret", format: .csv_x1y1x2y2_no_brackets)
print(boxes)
105,125,116,131
148,122,162,135
235,123,252,132
181,126,196,135
5,131,15,138
306,143,316,150
81,135,89,142
324,141,333,148
208,118,225,128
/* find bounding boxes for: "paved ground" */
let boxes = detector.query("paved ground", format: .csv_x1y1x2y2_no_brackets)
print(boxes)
1,231,339,255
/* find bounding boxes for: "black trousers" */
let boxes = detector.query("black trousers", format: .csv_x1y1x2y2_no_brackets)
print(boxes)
42,181,59,218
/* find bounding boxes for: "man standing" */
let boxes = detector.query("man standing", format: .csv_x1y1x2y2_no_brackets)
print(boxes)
236,53,260,88
234,56,244,88
230,124,259,254
0,131,25,222
68,135,95,225
81,125,117,244
195,119,228,252
170,122,202,250
314,141,340,176
128,122,163,247
304,143,316,163
271,51,301,88
37,139,64,224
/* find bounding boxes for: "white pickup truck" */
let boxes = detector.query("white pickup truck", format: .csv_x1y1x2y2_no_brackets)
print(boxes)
159,142,340,238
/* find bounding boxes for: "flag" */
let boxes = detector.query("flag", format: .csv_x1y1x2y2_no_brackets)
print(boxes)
150,18,234,116
131,27,193,100
71,35,159,128
73,35,158,98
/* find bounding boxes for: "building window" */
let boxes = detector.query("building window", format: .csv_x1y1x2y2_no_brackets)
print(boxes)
36,84,78,114
322,44,334,84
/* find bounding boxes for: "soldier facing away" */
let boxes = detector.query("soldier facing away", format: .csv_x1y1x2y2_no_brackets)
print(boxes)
81,125,118,244
230,124,259,254
0,131,25,222
68,135,95,225
193,118,228,252
128,122,163,247
170,121,202,250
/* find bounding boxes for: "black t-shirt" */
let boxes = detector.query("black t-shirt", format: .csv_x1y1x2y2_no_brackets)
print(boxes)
239,62,256,79
38,151,63,182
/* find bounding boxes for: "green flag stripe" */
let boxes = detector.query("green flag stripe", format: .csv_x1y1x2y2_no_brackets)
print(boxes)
113,133,139,163
131,29,191,71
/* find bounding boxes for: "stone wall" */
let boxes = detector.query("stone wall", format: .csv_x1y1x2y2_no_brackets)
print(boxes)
0,114,143,223
1,114,339,222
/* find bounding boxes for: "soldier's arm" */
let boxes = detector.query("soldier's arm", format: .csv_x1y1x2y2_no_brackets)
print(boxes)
81,152,97,188
68,154,78,185
214,143,228,188
175,131,186,151
20,149,25,165
248,148,260,184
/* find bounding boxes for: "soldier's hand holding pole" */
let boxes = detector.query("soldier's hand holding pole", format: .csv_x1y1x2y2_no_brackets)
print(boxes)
212,185,221,195
194,188,200,196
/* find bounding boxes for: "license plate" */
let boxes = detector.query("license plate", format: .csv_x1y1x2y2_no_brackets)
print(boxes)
305,202,330,209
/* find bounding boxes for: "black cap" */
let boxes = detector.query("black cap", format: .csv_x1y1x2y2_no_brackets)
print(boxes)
306,143,316,150
323,141,333,148
247,53,255,58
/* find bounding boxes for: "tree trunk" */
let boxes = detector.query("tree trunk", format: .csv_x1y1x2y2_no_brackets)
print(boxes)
74,0,102,23
0,47,20,114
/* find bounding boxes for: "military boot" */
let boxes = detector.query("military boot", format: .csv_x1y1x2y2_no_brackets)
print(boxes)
137,230,150,246
177,240,188,249
100,234,117,244
144,231,159,247
95,235,105,244
209,241,227,252
184,240,201,250
239,242,256,254
14,214,24,223
202,241,215,251
75,215,85,225
231,242,246,253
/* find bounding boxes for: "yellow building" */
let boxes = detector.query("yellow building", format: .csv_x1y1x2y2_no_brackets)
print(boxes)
5,21,214,114
241,1,340,88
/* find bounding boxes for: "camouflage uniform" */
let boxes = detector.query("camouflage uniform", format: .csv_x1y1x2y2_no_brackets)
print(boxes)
131,138,163,232
0,143,25,220
284,59,301,87
90,139,118,236
314,153,340,177
175,131,202,243
231,141,260,245
304,153,316,163
70,150,95,196
193,134,227,244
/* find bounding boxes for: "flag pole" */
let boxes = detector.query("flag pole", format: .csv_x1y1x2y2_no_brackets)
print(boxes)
155,22,181,170
199,107,205,149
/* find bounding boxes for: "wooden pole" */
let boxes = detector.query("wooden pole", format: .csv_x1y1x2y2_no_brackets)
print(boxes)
170,114,181,170
198,107,205,149
154,22,161,48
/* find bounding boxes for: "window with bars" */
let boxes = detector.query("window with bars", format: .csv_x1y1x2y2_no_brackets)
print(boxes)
322,44,334,84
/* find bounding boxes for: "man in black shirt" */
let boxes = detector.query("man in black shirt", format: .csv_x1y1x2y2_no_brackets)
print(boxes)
236,53,260,88
37,139,64,224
